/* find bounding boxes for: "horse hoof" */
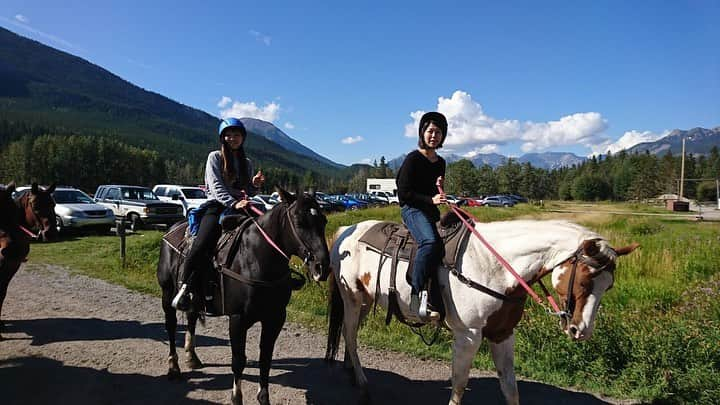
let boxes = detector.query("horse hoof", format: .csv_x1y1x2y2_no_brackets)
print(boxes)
167,368,182,381
257,389,270,405
185,354,203,369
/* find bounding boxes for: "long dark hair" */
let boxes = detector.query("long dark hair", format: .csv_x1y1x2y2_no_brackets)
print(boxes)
220,136,250,188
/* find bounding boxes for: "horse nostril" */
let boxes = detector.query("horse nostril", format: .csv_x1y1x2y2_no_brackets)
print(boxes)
569,325,578,336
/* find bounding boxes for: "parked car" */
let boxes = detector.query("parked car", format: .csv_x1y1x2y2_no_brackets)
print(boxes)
94,185,185,231
251,194,279,211
462,197,484,207
328,195,367,210
370,191,399,204
153,184,210,216
446,194,466,206
13,186,115,234
317,194,346,212
480,195,516,207
506,194,528,203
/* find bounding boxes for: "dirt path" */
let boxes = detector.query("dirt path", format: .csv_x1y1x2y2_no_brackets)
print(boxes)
1,264,632,405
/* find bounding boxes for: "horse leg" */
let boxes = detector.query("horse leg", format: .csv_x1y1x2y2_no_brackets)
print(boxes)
343,303,369,371
341,294,370,402
184,311,203,369
162,289,181,379
489,334,519,405
448,332,482,405
257,312,286,405
229,314,249,405
0,261,21,338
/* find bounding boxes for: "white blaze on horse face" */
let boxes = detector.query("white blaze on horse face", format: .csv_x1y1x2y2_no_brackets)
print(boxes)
576,270,614,340
310,208,318,216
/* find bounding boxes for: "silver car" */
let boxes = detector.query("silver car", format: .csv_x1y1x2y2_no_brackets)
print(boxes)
14,186,116,234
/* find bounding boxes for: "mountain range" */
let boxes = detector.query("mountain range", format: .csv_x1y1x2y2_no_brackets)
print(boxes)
1,27,717,175
0,27,345,177
388,128,720,170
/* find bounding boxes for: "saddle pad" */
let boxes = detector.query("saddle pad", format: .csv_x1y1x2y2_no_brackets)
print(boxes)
162,220,191,256
358,214,471,270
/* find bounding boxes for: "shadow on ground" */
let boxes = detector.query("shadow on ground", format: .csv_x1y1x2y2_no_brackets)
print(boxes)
2,317,227,347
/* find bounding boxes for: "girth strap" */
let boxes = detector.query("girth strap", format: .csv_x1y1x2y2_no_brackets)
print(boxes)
219,265,291,288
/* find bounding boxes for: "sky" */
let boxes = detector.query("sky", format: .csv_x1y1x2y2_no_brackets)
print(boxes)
1,1,718,165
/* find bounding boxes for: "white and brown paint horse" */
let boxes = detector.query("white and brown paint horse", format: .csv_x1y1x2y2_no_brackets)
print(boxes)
325,218,638,405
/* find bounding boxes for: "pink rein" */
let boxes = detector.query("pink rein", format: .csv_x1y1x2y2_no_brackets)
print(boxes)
436,179,564,315
244,202,291,261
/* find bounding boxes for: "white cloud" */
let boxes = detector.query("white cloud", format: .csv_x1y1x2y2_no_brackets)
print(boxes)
588,130,667,156
406,90,609,154
15,14,28,23
217,96,232,108
359,158,373,164
341,136,364,144
284,122,295,130
219,99,280,122
463,144,499,158
249,30,272,46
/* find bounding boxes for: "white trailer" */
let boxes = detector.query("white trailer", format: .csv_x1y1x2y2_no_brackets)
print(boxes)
366,178,397,194
366,178,399,204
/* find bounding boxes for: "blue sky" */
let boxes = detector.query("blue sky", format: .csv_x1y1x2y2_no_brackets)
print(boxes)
1,1,718,165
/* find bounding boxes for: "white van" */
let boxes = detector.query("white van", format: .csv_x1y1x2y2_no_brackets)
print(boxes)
153,184,209,216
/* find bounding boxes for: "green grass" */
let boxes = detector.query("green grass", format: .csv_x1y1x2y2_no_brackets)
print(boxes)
26,203,720,404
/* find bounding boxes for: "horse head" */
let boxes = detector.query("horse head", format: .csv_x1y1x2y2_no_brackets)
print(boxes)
16,183,58,242
277,188,331,282
551,239,639,341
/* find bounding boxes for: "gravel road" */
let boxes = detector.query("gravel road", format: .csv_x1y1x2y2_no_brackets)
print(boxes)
0,263,633,405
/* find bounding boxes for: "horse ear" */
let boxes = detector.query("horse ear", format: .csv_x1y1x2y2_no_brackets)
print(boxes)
308,187,316,198
47,183,56,194
6,182,15,193
614,242,640,257
276,187,296,204
31,182,39,193
582,239,600,257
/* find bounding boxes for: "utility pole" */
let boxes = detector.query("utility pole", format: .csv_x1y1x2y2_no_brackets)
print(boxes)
679,137,686,199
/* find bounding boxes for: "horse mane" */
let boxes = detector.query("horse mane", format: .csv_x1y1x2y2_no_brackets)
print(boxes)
470,219,612,272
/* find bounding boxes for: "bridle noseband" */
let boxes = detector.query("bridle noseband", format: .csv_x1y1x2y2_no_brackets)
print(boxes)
283,202,317,266
561,246,616,320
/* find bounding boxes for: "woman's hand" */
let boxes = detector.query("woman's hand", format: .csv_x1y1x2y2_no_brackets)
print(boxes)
233,199,250,210
432,193,447,205
252,170,265,188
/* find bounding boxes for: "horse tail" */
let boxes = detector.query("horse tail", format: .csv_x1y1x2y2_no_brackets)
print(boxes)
325,270,344,362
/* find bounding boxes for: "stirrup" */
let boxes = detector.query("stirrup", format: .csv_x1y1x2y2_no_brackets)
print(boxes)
419,290,440,321
171,283,188,309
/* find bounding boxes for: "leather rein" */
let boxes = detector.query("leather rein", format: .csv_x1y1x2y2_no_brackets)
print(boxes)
219,200,314,288
437,181,614,319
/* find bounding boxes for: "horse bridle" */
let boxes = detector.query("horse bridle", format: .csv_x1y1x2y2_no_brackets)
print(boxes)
17,195,46,239
283,202,316,266
562,246,616,319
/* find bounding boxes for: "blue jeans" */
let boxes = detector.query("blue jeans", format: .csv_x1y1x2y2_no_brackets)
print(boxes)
401,206,442,295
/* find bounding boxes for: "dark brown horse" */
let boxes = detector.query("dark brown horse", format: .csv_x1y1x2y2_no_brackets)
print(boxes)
0,183,57,338
158,189,330,405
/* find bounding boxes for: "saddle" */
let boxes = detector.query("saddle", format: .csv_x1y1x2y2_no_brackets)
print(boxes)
162,217,254,315
358,211,473,325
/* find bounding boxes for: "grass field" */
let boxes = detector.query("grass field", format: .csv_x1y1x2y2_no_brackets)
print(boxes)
25,202,720,404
